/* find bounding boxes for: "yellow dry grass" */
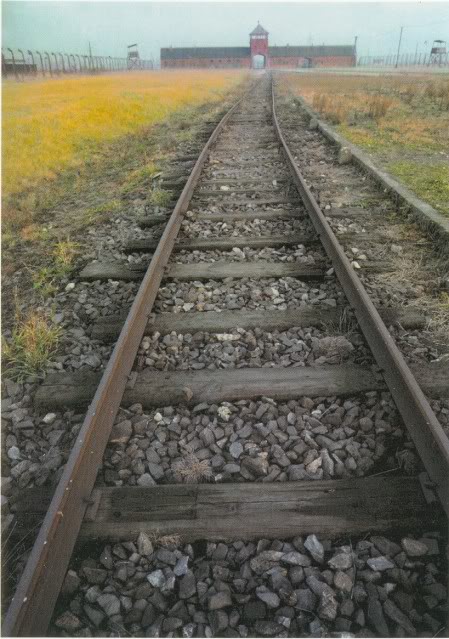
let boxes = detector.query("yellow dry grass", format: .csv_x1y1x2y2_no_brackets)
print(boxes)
282,73,449,133
2,70,245,197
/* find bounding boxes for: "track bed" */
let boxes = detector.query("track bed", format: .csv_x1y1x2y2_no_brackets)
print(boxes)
4,76,448,638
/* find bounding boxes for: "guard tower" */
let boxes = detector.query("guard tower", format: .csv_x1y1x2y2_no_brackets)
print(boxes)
250,22,269,68
127,44,141,69
429,39,447,66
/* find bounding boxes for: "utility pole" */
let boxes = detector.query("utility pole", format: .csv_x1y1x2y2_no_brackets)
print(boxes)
395,26,404,68
89,41,93,70
353,35,358,66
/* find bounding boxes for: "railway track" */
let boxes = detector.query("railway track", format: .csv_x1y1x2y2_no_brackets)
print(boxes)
3,74,449,637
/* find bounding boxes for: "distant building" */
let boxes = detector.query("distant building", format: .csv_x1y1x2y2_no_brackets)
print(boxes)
161,23,356,69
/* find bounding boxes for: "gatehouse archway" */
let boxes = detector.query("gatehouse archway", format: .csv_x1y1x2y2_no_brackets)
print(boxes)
252,54,266,69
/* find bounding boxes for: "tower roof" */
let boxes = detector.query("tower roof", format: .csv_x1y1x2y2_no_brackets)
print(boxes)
250,22,268,36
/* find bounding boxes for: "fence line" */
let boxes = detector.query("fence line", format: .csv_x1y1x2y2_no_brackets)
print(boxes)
357,51,449,68
2,47,155,80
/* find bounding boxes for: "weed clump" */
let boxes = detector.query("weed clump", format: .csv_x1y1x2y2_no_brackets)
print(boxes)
173,450,213,484
32,267,58,298
150,188,172,208
147,531,182,548
367,95,393,121
20,224,50,243
53,239,79,271
425,80,449,110
312,93,345,124
32,239,80,297
2,311,62,380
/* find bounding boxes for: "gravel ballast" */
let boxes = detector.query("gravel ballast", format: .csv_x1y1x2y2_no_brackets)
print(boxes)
179,216,310,240
50,531,447,637
154,278,343,314
102,393,417,487
135,327,367,372
171,245,323,265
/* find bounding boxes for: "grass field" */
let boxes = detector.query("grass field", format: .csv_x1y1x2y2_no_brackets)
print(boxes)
279,73,449,216
2,70,245,199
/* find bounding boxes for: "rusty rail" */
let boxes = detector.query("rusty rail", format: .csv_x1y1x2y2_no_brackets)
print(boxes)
271,77,449,511
2,85,247,638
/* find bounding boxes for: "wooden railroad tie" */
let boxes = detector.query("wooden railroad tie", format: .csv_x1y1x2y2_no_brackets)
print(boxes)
194,188,286,196
124,233,318,253
137,207,388,229
34,361,449,410
91,306,428,343
198,177,290,186
10,477,445,543
139,210,304,227
192,196,301,205
78,261,327,282
124,232,426,254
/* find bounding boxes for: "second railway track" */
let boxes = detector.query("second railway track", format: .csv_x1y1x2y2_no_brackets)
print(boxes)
4,74,449,637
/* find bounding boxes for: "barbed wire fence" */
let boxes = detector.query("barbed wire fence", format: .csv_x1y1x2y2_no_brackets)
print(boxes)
357,51,449,68
2,47,156,80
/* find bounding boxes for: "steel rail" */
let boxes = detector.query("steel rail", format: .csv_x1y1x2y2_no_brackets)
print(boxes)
2,85,249,638
271,76,449,513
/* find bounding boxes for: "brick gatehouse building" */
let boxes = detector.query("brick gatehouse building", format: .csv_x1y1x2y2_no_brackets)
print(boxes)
161,23,356,69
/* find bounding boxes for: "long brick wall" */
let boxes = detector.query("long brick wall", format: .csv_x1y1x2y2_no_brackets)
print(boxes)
311,55,355,67
269,55,355,68
161,58,251,69
162,55,355,69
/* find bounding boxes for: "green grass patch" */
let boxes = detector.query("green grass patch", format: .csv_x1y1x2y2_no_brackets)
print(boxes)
337,124,387,153
31,239,80,298
338,120,447,155
53,239,80,271
121,162,160,199
150,188,173,207
389,162,449,217
79,199,122,227
32,267,58,298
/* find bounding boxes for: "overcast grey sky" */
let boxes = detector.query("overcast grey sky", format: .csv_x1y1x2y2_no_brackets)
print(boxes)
3,2,449,62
